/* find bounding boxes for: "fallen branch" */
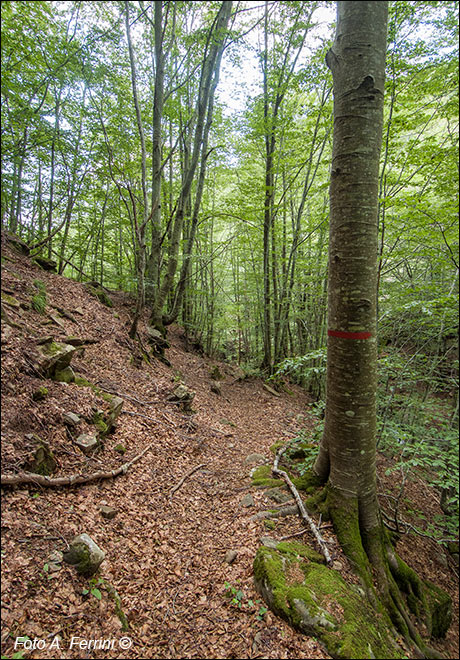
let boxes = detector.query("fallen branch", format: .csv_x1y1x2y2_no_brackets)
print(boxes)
1,442,154,488
169,463,207,500
273,444,332,564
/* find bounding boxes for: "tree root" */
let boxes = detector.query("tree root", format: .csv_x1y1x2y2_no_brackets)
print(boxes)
326,483,452,658
1,442,155,488
272,444,332,564
250,505,299,521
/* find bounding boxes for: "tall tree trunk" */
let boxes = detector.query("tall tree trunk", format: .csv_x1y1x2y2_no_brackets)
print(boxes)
149,0,232,334
125,0,153,339
146,0,165,304
311,2,450,653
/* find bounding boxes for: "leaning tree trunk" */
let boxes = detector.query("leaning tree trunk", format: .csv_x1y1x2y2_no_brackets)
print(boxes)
312,2,451,655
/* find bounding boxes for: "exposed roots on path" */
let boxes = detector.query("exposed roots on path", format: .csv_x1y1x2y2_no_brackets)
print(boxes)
0,441,155,488
326,484,451,659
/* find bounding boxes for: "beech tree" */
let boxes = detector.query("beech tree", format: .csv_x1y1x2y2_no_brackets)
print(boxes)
312,1,451,655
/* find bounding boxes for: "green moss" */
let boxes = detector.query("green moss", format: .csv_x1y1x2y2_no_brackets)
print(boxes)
92,410,109,436
1,292,20,307
424,579,452,638
251,464,284,488
389,552,452,639
254,545,404,659
275,540,325,564
114,444,127,455
26,439,57,476
269,441,286,455
41,340,61,356
32,386,48,401
69,543,93,575
304,487,328,516
54,366,75,383
264,519,276,530
87,285,113,307
292,471,323,493
74,376,93,387
326,485,372,587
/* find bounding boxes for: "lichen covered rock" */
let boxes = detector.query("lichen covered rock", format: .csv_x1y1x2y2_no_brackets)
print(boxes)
63,533,105,576
37,339,78,380
168,383,195,412
25,436,57,476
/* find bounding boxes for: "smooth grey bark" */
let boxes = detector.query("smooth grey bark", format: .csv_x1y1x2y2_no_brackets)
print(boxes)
313,0,388,533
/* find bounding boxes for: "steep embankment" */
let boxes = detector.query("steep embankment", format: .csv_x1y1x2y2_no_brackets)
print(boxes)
1,238,458,659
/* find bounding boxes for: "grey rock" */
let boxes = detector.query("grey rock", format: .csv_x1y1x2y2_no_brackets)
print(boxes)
33,256,57,272
75,433,99,455
210,381,221,395
260,536,279,549
265,487,291,504
240,493,255,507
293,598,337,633
25,438,57,476
48,550,63,564
37,340,78,379
100,505,118,520
252,632,262,654
225,550,237,564
244,453,266,465
54,366,75,383
63,412,81,427
168,384,195,412
63,533,105,576
106,396,124,433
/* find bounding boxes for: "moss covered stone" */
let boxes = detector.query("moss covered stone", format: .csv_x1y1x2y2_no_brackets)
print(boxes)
38,340,78,380
86,285,113,307
63,534,105,576
254,543,404,659
25,438,57,476
54,366,75,383
1,292,21,308
33,256,57,272
32,386,48,401
251,464,284,489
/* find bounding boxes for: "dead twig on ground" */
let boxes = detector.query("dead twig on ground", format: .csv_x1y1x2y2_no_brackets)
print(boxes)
273,443,332,564
169,464,207,500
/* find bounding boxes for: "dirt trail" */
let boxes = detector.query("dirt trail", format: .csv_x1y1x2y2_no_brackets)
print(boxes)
1,245,329,659
1,244,458,659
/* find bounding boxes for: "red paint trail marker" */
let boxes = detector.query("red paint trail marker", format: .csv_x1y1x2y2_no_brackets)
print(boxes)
328,329,372,340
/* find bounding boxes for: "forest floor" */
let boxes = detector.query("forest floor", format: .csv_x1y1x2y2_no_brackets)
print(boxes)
1,240,459,660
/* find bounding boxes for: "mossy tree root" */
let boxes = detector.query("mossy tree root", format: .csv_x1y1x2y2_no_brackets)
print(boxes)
326,485,451,659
